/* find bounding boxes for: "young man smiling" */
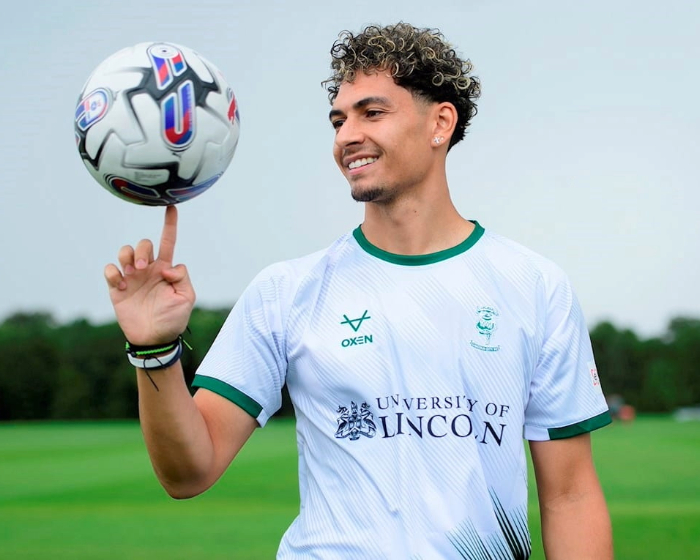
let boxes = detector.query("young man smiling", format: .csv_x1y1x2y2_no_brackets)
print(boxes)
330,69,476,255
105,23,613,559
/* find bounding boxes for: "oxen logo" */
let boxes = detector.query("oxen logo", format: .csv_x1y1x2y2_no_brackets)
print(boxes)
335,401,376,441
470,306,501,352
339,310,374,348
75,88,110,132
340,310,371,332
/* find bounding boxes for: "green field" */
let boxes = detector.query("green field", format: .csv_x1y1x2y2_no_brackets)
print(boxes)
1,417,699,559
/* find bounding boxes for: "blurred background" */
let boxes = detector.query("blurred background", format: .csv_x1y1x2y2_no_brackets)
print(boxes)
1,0,698,558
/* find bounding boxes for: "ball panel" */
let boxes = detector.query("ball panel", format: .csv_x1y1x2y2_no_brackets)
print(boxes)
180,48,215,84
127,94,179,164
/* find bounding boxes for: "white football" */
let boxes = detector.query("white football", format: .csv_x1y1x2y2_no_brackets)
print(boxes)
74,42,240,205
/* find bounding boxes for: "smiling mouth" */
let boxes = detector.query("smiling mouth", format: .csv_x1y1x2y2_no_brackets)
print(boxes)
348,157,378,170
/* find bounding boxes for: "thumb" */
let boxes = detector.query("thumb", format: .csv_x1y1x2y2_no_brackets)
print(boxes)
162,263,191,286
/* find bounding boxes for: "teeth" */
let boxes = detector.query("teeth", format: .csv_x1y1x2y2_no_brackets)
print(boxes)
348,157,378,170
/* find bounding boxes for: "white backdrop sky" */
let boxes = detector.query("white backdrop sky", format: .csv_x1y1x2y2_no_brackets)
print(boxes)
1,0,698,337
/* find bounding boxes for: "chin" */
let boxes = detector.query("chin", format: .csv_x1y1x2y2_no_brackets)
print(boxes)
351,186,388,203
350,178,398,202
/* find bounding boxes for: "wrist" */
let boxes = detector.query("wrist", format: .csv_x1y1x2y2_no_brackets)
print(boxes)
125,336,183,370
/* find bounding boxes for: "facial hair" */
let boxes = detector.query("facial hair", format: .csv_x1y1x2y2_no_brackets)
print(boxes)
350,183,397,204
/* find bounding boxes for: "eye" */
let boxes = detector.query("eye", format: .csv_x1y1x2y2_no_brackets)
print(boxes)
366,110,383,118
331,119,344,130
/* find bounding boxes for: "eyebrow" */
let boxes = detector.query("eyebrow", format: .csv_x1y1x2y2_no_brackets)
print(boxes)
328,96,392,121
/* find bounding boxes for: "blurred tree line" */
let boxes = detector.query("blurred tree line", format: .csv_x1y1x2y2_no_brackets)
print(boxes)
0,310,698,421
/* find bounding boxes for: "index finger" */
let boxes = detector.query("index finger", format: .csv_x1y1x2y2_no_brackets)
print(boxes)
158,205,178,263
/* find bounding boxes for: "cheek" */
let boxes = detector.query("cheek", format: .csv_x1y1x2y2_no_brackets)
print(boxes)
332,145,342,169
393,137,425,165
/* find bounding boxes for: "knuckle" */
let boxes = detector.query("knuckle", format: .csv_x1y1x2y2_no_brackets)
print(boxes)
135,238,154,257
104,264,121,283
118,245,134,259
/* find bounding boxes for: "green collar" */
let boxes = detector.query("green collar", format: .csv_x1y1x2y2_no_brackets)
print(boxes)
352,221,484,266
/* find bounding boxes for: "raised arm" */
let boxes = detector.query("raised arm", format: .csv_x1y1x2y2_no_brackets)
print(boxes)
104,206,257,498
529,434,613,559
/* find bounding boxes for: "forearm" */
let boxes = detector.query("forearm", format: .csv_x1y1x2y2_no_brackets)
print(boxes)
106,208,256,498
540,484,613,559
136,362,215,498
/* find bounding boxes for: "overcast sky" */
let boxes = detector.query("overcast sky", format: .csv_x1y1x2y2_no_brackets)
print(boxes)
1,0,698,337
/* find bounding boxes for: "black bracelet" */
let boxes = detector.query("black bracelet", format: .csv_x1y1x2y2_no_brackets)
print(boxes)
126,339,183,371
125,336,182,358
124,333,192,391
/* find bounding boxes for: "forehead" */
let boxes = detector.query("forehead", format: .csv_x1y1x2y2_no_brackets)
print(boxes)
331,71,415,111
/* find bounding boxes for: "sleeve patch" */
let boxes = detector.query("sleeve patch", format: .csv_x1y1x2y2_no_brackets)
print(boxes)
588,360,601,389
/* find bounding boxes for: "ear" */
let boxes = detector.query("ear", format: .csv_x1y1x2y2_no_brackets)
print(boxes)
430,102,458,149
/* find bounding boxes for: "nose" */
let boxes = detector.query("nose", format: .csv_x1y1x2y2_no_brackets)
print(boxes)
334,115,364,149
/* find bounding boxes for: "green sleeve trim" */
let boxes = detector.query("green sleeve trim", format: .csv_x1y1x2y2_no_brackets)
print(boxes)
191,375,263,419
547,411,612,440
353,221,484,266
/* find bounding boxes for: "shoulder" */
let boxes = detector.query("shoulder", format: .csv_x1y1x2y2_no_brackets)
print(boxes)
244,231,355,303
477,228,572,295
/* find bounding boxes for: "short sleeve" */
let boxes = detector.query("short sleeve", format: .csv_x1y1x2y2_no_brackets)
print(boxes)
191,268,289,427
523,272,611,441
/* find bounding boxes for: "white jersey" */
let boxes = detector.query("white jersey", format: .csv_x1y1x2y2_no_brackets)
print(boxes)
192,222,610,559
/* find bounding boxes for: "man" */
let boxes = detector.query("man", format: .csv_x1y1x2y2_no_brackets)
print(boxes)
105,23,613,559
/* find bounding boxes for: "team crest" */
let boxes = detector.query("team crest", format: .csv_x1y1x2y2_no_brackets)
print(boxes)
335,401,376,441
470,306,501,352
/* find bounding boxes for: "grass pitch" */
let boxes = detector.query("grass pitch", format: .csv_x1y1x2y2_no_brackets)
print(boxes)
0,417,698,559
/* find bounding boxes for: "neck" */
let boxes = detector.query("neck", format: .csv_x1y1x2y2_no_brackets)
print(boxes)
360,179,474,255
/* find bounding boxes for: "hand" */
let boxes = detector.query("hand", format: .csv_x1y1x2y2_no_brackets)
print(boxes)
104,206,196,345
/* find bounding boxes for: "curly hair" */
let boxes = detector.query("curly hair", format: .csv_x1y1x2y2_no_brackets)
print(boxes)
323,23,481,149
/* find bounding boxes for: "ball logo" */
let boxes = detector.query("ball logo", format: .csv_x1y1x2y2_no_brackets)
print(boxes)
166,175,221,203
75,88,110,132
161,80,195,150
108,177,162,204
108,174,223,206
148,44,187,90
227,88,239,124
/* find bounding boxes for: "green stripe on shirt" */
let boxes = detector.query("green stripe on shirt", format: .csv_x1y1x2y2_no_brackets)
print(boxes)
547,411,612,440
192,375,263,419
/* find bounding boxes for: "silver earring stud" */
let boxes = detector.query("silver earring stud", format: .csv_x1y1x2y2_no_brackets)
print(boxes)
433,136,444,145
